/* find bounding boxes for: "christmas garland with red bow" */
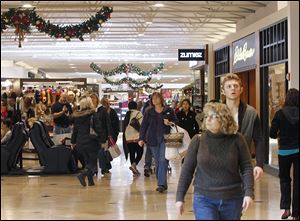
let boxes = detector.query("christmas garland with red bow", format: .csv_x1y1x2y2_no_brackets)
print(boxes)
1,6,113,47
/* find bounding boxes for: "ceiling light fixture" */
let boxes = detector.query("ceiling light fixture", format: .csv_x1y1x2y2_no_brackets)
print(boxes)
154,3,164,7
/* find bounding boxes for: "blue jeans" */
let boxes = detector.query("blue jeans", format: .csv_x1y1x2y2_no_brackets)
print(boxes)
193,194,243,220
53,125,72,134
148,141,168,187
144,146,153,170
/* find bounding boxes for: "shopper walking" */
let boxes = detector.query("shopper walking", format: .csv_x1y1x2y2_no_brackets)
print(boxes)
138,92,177,193
176,98,199,139
123,101,144,176
270,88,299,220
176,102,254,220
71,96,101,187
90,93,112,176
222,73,264,180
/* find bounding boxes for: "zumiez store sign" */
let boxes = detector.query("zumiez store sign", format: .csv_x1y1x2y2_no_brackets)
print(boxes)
232,33,256,72
178,49,205,61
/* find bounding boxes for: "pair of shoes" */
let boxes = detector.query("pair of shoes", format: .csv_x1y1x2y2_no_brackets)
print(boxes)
281,210,291,219
144,168,150,177
156,185,167,193
77,173,87,187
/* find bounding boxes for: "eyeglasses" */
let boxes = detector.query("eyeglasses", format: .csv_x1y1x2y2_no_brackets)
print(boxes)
204,114,219,119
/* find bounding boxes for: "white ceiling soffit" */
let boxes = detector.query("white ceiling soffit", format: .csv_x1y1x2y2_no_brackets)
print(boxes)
1,1,270,83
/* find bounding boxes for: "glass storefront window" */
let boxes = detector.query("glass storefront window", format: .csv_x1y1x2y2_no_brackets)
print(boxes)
268,63,286,168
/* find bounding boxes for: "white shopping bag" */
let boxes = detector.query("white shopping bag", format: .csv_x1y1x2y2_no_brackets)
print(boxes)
165,125,191,160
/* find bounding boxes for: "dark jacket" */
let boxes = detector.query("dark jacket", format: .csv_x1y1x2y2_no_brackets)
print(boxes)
139,106,177,146
109,108,120,142
71,109,102,150
95,106,111,143
176,109,199,139
233,100,265,168
269,106,299,149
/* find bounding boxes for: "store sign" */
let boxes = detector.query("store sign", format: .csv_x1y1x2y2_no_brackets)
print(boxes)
232,33,256,72
178,49,205,61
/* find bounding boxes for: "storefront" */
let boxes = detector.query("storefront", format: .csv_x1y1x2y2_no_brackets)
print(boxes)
259,18,289,172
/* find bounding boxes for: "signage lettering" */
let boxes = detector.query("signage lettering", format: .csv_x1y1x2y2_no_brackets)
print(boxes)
233,42,255,65
178,49,205,61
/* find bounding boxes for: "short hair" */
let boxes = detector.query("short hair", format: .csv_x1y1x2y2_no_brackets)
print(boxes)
128,101,137,110
284,88,299,107
202,102,238,135
1,118,12,129
78,96,94,111
150,92,164,107
221,73,243,91
181,98,191,107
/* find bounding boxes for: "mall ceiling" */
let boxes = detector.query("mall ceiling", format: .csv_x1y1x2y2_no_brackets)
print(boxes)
1,1,270,84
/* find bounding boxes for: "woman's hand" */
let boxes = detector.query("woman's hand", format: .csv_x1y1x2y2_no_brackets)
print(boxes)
175,201,184,215
138,140,144,147
242,196,253,213
164,119,173,126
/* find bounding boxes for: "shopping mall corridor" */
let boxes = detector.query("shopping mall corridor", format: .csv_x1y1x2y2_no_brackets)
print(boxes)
1,135,283,220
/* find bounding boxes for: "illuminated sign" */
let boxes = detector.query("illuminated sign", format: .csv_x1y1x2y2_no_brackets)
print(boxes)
178,49,205,61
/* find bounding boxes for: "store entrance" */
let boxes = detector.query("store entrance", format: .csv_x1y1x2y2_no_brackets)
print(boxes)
236,69,256,109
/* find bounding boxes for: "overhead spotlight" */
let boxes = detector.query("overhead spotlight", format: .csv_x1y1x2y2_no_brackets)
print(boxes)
22,1,33,8
145,21,153,25
154,3,164,7
138,33,144,37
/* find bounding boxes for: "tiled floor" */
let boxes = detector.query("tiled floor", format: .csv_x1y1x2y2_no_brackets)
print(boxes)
1,137,287,220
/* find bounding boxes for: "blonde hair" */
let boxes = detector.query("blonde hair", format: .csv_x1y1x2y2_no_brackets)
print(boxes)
221,73,243,92
202,102,238,135
78,96,94,111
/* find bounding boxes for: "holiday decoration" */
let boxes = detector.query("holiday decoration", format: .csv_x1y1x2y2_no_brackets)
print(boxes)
90,62,164,90
1,6,113,47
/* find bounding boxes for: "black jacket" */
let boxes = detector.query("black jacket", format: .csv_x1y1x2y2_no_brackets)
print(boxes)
71,109,103,150
270,106,299,149
176,110,199,139
95,106,111,143
109,108,120,142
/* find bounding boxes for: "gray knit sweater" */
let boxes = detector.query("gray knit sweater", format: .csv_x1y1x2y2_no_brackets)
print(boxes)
176,131,254,202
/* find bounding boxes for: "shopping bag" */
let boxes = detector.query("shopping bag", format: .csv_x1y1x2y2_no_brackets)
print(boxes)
108,136,121,158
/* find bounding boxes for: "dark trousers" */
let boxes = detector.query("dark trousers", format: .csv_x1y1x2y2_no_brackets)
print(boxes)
128,142,144,166
98,148,112,174
76,145,98,172
278,153,299,217
144,146,153,170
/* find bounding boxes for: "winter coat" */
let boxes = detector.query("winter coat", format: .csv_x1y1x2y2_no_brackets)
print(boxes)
270,106,299,149
176,109,199,139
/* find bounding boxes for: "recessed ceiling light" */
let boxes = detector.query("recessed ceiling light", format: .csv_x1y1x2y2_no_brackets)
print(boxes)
154,3,164,7
145,21,153,25
138,33,144,37
22,3,33,8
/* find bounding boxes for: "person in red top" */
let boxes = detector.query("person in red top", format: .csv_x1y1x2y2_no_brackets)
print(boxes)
1,100,8,119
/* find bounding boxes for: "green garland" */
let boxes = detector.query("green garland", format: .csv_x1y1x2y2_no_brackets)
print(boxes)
1,6,113,47
90,62,164,90
90,62,164,77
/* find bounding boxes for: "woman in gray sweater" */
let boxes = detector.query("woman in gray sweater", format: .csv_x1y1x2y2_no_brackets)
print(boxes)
176,102,254,220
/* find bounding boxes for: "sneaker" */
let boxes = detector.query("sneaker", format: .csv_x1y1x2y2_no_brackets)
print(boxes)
281,210,291,219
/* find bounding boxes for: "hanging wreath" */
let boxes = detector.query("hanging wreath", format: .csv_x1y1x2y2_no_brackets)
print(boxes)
90,62,164,90
1,6,113,47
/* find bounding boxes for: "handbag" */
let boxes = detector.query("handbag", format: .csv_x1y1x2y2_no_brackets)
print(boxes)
108,136,121,158
165,125,192,160
129,112,142,132
164,124,184,148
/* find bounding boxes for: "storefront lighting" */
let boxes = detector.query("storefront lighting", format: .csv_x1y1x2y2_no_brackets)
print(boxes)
2,80,13,87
